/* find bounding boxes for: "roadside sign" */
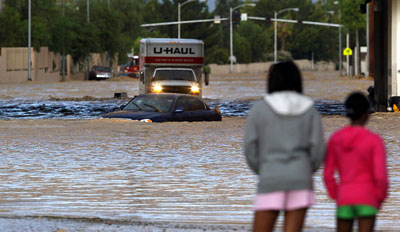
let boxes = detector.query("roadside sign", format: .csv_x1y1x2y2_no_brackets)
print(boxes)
343,47,353,56
241,13,248,21
214,15,221,24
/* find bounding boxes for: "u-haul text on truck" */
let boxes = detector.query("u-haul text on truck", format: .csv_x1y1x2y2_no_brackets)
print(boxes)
139,38,207,97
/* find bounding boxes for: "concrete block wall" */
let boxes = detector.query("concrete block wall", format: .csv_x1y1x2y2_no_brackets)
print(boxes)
0,47,119,83
0,47,61,83
209,60,336,75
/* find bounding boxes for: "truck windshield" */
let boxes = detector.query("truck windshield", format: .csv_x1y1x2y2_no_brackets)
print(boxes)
130,59,138,66
153,70,196,81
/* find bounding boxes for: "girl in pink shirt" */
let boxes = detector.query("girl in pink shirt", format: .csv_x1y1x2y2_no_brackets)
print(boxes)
324,92,389,232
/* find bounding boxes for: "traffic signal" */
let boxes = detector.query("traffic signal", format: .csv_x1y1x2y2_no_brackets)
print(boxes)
298,19,303,25
233,11,241,25
296,19,303,29
265,15,272,25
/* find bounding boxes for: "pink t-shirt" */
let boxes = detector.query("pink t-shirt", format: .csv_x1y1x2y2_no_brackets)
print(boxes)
323,126,389,209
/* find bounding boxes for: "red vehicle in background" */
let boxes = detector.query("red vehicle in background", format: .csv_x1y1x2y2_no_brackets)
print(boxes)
124,55,140,78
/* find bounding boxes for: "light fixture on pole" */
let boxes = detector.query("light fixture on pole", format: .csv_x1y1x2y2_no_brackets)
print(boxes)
230,3,256,73
274,8,299,63
178,0,207,39
334,1,342,75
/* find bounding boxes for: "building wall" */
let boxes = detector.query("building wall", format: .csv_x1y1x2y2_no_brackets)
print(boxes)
391,0,400,96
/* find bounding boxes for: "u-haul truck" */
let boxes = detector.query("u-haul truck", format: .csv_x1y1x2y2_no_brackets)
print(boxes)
139,38,207,97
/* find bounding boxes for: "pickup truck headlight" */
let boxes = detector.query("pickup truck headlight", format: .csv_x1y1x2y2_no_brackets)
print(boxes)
152,84,163,93
191,85,200,93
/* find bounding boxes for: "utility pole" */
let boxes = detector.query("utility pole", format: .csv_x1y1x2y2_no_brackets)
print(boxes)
229,7,233,73
62,0,65,81
312,51,315,71
28,0,32,81
339,7,342,75
355,29,360,76
346,33,350,77
87,0,90,80
274,11,277,63
366,4,370,77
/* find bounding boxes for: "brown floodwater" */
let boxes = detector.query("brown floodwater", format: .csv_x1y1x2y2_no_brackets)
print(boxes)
2,72,398,231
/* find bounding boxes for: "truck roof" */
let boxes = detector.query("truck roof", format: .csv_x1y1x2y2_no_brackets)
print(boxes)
140,38,204,45
140,38,204,66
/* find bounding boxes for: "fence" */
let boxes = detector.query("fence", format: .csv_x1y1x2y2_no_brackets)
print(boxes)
0,47,118,83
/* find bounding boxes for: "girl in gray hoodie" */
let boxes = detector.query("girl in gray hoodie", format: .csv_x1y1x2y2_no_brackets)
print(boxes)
244,61,325,232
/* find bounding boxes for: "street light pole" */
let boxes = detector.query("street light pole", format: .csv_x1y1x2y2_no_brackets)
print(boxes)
339,8,342,75
334,1,342,75
366,4,369,77
87,0,90,80
229,3,256,73
274,8,299,63
62,0,65,81
178,2,181,38
274,11,277,63
178,0,206,39
28,0,32,81
230,7,233,73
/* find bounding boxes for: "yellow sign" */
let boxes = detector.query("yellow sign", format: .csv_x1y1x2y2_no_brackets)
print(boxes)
343,47,353,56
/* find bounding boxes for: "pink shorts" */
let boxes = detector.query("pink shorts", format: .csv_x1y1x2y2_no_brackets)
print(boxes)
253,190,316,211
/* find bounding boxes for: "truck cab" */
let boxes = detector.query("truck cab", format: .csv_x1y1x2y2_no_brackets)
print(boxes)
151,67,200,95
139,38,205,97
124,55,139,78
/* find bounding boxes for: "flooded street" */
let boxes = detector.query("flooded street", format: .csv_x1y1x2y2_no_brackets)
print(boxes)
1,72,398,231
0,73,356,119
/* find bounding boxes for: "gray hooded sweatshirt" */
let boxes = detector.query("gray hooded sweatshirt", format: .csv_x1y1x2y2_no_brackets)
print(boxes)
244,91,325,194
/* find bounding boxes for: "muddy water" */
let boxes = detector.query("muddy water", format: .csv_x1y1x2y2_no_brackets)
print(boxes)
0,72,355,119
2,72,398,231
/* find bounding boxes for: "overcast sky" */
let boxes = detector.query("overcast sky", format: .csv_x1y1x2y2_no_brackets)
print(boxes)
207,0,216,11
207,0,320,12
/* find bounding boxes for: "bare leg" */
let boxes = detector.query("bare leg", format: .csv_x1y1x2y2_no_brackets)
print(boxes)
337,218,354,232
284,208,307,232
253,210,280,232
358,216,375,232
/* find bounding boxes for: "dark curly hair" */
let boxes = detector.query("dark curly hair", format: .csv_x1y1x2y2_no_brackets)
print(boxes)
267,61,303,94
344,92,370,121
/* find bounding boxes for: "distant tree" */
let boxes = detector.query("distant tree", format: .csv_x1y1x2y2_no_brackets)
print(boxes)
233,32,251,63
235,21,271,62
340,0,365,32
3,0,59,51
286,2,338,61
205,47,229,64
0,6,27,47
